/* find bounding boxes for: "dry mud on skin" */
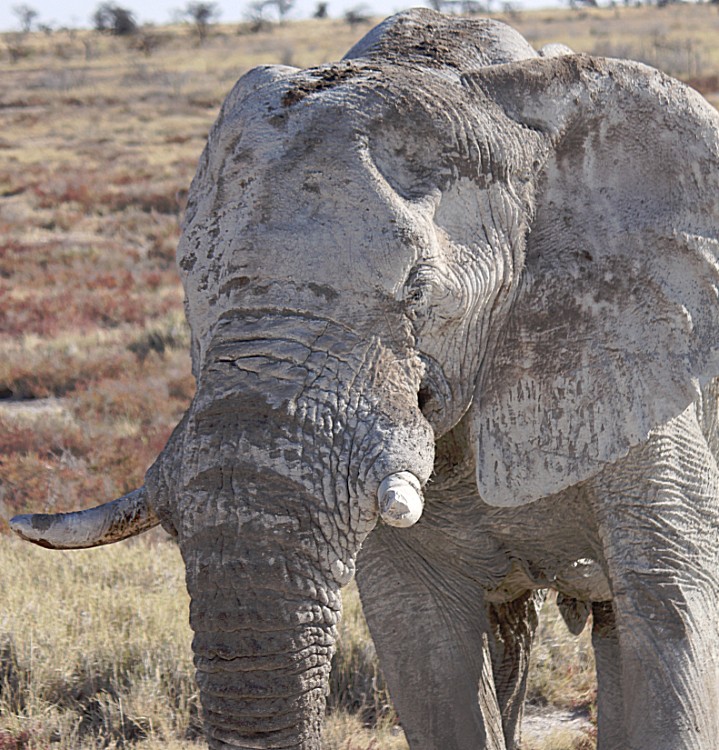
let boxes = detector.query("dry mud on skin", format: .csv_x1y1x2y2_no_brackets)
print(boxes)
522,704,594,743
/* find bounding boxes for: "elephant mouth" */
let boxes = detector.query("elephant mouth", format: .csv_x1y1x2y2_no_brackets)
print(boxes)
416,351,462,436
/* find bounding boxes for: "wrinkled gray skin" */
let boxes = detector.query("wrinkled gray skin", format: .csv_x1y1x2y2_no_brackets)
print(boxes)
17,9,719,750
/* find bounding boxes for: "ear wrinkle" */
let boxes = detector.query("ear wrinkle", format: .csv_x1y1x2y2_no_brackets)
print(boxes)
470,54,719,507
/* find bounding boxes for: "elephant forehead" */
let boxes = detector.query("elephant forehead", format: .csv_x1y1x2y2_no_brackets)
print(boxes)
344,9,538,69
180,71,454,301
185,140,429,296
220,59,505,193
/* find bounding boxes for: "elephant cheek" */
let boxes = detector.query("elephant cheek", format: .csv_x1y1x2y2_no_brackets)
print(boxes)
181,535,339,750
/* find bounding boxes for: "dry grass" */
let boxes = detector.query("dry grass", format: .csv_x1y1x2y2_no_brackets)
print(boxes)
527,593,596,712
3,5,718,748
322,711,408,750
515,5,719,107
0,536,199,749
0,536,405,748
0,537,597,749
522,727,595,750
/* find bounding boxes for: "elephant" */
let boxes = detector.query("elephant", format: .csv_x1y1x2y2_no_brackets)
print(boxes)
10,8,719,750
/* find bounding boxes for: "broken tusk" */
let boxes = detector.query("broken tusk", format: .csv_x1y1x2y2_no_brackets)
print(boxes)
377,471,424,528
9,486,160,549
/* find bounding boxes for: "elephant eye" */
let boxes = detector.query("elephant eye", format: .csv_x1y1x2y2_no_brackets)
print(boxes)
402,264,436,319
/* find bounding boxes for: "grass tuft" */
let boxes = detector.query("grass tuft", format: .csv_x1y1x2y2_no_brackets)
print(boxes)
522,727,596,750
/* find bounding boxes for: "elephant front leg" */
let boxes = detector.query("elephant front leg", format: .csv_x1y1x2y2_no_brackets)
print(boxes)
356,524,508,750
590,409,719,750
591,601,627,750
487,591,544,749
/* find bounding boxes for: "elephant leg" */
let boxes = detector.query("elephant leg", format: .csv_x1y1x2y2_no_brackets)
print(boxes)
487,591,543,750
356,523,507,750
591,600,627,750
591,410,719,750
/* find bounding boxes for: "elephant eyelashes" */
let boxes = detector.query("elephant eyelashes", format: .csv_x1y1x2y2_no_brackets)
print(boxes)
402,264,436,319
403,288,428,320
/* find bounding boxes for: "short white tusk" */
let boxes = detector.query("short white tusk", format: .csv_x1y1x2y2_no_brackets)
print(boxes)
9,486,160,549
377,471,424,528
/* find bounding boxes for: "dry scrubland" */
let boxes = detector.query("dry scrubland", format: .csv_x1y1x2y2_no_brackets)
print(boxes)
0,538,594,749
1,5,718,748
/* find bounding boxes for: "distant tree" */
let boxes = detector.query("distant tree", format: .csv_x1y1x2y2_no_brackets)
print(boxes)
313,1,328,18
184,1,218,42
92,3,138,35
13,4,38,33
461,0,490,13
243,1,268,32
567,0,597,7
244,0,294,25
267,0,295,23
344,4,371,27
429,0,492,12
501,1,520,19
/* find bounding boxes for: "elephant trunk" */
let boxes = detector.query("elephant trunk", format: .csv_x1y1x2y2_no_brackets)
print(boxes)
179,465,346,749
161,315,435,748
185,531,339,750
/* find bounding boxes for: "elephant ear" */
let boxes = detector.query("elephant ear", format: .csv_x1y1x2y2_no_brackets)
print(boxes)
467,56,719,506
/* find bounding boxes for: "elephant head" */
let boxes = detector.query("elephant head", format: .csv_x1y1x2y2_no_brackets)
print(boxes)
11,9,719,749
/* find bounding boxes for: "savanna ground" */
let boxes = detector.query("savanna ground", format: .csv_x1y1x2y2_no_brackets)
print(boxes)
1,5,718,748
